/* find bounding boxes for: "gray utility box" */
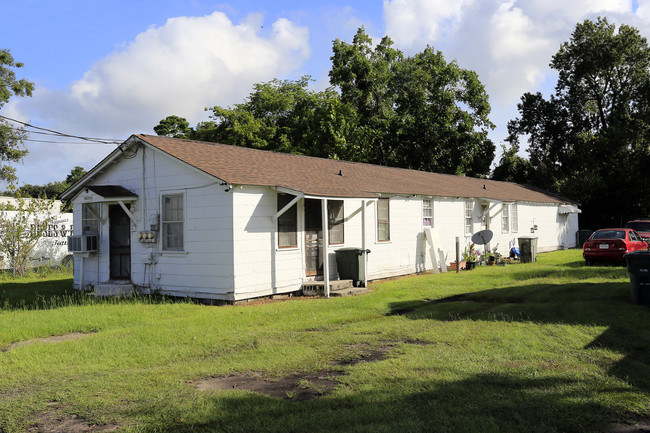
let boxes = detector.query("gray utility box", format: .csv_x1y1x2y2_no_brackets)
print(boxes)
335,248,371,287
518,236,539,263
625,251,650,304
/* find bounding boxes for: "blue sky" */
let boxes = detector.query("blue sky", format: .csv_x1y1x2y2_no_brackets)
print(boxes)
1,0,649,186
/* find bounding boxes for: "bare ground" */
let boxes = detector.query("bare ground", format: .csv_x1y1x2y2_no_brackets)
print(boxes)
191,340,426,401
1,332,95,352
26,410,118,433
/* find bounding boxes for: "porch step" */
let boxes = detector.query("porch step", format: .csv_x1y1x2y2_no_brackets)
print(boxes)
301,280,367,297
93,283,134,297
330,285,370,297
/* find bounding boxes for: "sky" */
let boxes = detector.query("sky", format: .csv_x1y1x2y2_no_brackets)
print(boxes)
1,0,649,186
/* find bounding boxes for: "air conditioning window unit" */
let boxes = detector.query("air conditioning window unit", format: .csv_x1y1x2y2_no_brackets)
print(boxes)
68,235,98,253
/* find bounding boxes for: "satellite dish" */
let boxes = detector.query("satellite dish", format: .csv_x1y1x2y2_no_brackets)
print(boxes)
471,229,493,245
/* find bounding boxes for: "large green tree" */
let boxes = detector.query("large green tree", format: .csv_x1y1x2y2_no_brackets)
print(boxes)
0,49,34,183
330,28,495,176
505,18,650,228
155,28,496,177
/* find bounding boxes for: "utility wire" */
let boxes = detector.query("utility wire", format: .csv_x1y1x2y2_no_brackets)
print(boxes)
0,114,122,144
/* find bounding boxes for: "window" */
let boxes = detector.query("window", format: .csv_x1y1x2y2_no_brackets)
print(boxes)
502,204,510,233
277,193,297,248
422,199,433,227
328,200,344,245
511,204,518,233
82,203,100,235
377,198,390,242
162,194,184,251
465,201,473,235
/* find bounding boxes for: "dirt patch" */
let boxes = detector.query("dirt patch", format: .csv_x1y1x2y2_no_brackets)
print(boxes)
27,410,118,433
192,370,341,401
193,340,429,401
1,332,95,352
331,343,394,366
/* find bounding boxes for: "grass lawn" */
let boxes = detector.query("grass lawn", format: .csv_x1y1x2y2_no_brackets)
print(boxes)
1,250,649,432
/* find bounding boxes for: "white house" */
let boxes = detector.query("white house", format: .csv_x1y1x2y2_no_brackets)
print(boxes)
61,134,580,301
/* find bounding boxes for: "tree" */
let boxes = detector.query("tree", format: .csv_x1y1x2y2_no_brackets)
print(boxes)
0,49,34,184
153,115,193,139
506,18,650,227
330,28,495,176
183,76,359,161
0,187,56,276
65,166,87,185
491,143,534,184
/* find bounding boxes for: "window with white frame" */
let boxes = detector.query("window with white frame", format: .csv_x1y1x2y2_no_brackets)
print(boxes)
502,204,510,233
422,199,433,227
465,201,473,235
277,193,297,248
377,198,390,242
328,200,344,245
511,204,518,233
162,193,184,251
82,203,100,235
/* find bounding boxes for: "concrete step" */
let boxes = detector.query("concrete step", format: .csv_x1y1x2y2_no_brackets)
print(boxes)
301,280,366,297
93,283,134,297
329,286,369,297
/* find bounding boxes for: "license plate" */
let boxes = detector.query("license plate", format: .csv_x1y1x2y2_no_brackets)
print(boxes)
599,244,609,249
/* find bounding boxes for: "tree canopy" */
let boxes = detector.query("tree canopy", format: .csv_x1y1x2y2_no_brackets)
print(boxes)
499,18,650,228
330,28,495,175
0,49,34,184
155,27,495,177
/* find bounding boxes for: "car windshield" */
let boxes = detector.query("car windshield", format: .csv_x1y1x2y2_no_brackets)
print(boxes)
592,230,625,240
625,221,650,232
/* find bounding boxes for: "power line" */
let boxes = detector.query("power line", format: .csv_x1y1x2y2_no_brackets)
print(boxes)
0,114,122,145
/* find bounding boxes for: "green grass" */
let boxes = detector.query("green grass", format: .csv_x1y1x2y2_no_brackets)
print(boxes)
1,250,649,432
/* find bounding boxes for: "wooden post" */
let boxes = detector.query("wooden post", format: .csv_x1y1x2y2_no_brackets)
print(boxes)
322,198,329,298
455,236,460,274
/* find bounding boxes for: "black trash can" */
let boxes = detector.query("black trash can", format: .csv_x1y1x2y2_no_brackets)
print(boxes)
518,236,538,263
335,248,370,287
624,251,650,304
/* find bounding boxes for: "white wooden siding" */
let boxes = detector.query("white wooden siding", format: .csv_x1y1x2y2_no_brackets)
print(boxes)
71,145,235,298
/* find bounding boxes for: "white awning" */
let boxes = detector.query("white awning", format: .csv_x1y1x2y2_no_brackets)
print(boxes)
559,204,581,214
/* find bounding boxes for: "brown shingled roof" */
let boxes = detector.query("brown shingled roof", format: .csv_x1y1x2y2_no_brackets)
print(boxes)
136,134,573,204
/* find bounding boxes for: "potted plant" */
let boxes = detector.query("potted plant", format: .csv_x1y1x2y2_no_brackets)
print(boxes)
462,243,479,270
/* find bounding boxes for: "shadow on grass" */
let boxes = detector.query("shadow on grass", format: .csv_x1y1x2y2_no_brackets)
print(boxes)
143,374,621,433
0,278,77,310
0,277,193,311
388,278,650,394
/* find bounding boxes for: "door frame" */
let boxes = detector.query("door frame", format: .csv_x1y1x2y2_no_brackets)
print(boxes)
109,204,131,280
304,198,323,277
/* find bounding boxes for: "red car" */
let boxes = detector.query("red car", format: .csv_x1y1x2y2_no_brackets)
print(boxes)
583,228,648,265
624,220,650,245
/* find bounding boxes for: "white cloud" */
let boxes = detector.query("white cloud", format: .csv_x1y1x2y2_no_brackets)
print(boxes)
64,11,309,132
384,0,474,49
637,0,650,20
9,11,310,185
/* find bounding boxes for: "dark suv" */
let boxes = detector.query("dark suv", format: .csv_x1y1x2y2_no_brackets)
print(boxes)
625,220,650,245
